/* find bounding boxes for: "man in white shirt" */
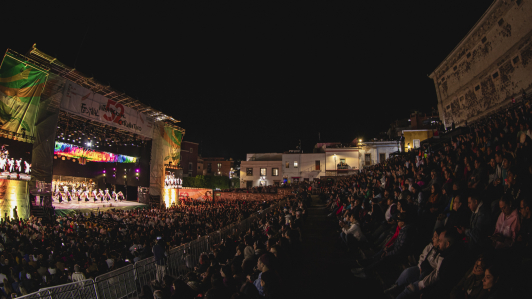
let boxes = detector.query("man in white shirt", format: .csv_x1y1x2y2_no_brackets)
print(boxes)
339,212,367,251
71,265,86,282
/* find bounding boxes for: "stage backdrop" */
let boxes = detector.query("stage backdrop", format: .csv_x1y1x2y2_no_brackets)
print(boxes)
59,81,154,138
163,187,211,208
0,52,49,136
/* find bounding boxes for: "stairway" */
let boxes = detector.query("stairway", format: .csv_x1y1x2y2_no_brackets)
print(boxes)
30,205,53,223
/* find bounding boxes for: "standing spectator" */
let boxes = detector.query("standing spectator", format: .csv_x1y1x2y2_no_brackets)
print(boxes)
71,265,86,282
152,239,167,283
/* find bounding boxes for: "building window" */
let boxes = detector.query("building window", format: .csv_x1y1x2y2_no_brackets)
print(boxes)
198,166,200,170
190,148,193,153
413,139,420,148
217,163,222,168
272,168,279,176
285,162,289,168
189,162,193,170
365,154,371,166
246,168,253,176
294,161,298,168
260,168,267,176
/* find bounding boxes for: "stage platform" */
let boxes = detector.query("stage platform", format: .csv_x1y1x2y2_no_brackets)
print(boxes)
51,200,148,216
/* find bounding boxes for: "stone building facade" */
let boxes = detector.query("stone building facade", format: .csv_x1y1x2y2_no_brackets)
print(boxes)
430,0,532,127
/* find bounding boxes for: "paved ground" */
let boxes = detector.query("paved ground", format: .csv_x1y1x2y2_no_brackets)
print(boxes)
288,196,388,299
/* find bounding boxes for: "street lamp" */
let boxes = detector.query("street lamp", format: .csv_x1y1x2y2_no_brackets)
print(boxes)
333,154,337,177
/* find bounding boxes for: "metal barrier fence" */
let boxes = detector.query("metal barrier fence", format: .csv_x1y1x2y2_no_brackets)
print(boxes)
19,200,286,299
18,279,98,299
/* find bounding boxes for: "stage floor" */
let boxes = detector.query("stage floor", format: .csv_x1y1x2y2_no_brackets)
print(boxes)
48,200,148,216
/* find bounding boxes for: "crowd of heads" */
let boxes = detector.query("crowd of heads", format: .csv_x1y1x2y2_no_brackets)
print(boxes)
325,100,532,298
140,190,311,299
0,196,293,298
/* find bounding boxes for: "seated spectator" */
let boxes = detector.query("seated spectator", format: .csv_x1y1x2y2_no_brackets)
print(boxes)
490,195,520,249
457,195,491,252
339,212,367,251
450,256,490,299
481,264,503,298
352,213,416,278
384,228,444,295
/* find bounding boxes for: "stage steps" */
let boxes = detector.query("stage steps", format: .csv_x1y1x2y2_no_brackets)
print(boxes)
30,205,53,223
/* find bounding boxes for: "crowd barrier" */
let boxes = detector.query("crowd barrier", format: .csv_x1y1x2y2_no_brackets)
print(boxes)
18,200,286,299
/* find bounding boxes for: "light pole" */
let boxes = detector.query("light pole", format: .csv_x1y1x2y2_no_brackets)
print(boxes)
333,154,337,177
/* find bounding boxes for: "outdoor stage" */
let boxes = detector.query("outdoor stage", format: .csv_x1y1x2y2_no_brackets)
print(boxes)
50,200,148,217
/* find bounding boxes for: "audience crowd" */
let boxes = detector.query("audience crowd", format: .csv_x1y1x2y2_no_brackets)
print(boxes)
0,195,302,298
0,100,530,298
325,100,532,298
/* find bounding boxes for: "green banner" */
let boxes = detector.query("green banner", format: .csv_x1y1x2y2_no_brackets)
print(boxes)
0,52,48,137
160,125,183,165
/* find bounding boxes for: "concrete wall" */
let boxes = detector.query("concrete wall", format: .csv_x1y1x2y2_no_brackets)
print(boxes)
430,0,532,126
358,142,399,169
239,161,283,187
403,130,434,152
282,153,325,181
325,149,359,171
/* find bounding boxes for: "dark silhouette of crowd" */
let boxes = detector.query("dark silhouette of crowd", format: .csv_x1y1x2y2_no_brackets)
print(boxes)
324,100,532,298
0,197,293,298
139,191,311,299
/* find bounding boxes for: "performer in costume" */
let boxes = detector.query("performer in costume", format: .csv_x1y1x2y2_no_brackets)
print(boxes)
0,156,5,172
53,190,62,203
117,191,125,202
15,158,22,172
97,189,104,202
8,158,14,172
91,190,98,202
24,161,31,174
80,189,87,202
104,189,112,201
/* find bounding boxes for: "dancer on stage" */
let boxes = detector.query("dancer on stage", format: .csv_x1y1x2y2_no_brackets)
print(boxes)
24,161,31,174
53,190,62,203
75,188,82,203
66,189,72,202
97,189,104,202
111,190,117,202
8,158,14,172
15,158,22,173
71,187,77,202
117,191,125,202
0,156,5,172
80,189,88,202
104,189,112,202
91,189,98,202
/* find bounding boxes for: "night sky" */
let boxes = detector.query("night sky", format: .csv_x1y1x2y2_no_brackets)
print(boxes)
3,1,494,160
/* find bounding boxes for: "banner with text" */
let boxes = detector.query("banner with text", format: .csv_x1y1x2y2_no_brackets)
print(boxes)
60,81,154,138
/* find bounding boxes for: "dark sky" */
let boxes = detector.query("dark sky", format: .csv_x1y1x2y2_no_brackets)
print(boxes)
2,1,494,160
